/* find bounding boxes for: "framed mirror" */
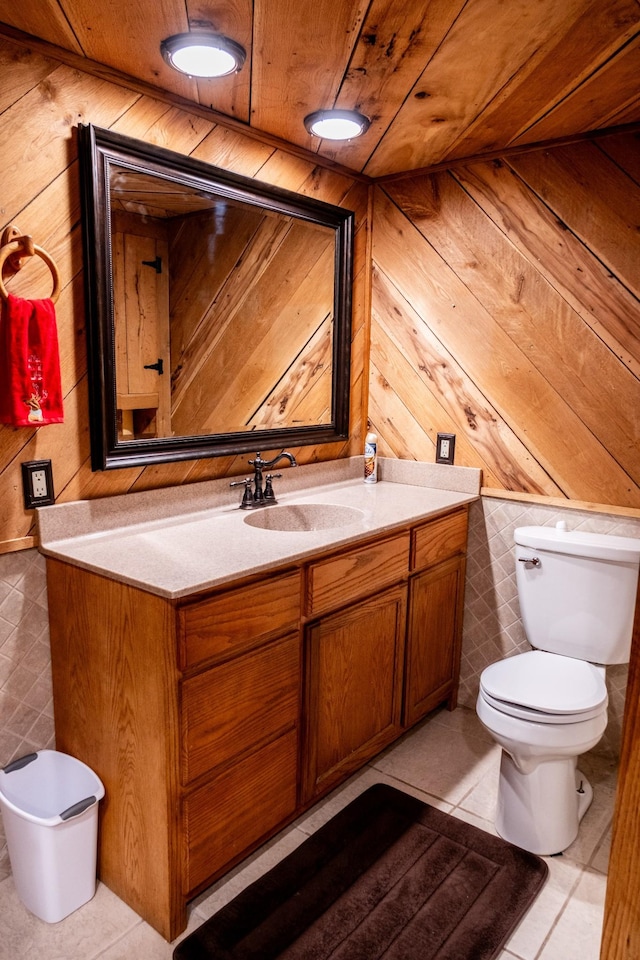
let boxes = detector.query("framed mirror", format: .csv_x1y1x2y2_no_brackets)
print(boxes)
78,123,354,470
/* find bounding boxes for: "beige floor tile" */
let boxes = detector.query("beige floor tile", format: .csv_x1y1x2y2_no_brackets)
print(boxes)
297,765,454,838
0,879,139,960
537,869,606,960
431,703,495,744
456,758,501,821
372,712,498,804
590,824,612,874
95,909,202,959
562,782,616,867
505,856,584,960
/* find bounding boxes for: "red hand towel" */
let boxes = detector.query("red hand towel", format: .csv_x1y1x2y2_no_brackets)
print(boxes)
0,294,64,427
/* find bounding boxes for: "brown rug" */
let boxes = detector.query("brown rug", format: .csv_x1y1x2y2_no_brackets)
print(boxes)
174,783,548,960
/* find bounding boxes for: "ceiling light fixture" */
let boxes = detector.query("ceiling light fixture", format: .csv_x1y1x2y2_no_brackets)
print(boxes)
304,109,371,141
161,32,246,78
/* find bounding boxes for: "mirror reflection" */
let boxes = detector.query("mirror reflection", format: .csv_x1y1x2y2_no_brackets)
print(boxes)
110,169,336,441
79,124,354,470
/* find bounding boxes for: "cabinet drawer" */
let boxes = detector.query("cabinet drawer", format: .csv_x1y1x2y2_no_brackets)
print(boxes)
306,533,410,618
179,570,301,670
411,508,468,572
184,729,298,893
181,633,300,784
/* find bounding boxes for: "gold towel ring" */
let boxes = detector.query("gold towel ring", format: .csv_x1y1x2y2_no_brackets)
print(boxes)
0,231,61,304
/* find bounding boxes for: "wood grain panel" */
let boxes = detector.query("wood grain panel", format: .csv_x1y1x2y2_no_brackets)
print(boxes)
46,559,181,938
517,35,640,148
452,158,640,377
440,0,640,161
371,185,640,505
510,142,640,300
321,0,467,173
369,134,640,508
364,0,600,176
386,171,640,486
370,267,561,494
0,0,83,51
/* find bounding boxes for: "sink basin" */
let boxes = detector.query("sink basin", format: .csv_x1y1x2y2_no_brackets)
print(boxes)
243,503,364,532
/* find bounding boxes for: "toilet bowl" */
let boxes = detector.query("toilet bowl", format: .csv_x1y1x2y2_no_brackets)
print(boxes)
475,524,640,856
477,651,608,853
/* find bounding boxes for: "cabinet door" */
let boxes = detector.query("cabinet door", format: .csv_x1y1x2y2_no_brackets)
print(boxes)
302,584,406,802
404,554,466,727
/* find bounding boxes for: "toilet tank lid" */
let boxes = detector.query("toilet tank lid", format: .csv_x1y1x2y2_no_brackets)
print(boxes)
515,525,640,563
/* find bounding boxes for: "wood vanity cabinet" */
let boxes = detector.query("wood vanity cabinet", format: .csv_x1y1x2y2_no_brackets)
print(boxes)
301,508,468,803
46,560,301,942
302,531,410,800
45,502,469,941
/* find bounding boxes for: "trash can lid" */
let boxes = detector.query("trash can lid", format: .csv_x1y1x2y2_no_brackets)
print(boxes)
0,750,105,826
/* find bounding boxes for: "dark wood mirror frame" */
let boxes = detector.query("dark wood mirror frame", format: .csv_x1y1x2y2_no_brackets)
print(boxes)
78,123,354,470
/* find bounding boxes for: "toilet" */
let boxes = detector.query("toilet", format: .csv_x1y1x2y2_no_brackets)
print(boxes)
476,523,640,855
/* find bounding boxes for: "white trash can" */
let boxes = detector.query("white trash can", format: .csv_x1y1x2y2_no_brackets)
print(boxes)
0,750,105,923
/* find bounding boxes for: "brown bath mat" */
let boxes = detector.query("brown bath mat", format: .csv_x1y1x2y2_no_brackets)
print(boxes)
174,783,548,960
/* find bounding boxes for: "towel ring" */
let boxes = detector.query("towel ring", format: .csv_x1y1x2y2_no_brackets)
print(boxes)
0,236,61,304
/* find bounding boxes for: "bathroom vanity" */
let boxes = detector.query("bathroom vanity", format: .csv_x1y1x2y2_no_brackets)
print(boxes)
40,466,477,940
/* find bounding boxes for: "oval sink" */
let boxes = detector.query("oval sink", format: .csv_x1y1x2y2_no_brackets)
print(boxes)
243,503,364,532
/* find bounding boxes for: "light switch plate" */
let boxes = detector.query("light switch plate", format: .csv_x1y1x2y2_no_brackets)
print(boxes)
22,460,55,509
435,433,456,465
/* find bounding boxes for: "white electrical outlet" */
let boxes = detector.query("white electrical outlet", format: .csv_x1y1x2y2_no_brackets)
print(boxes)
31,469,49,499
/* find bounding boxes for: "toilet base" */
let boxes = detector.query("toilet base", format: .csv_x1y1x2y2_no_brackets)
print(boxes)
496,752,593,855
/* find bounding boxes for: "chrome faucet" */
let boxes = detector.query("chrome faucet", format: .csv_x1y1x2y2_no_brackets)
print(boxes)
230,451,297,508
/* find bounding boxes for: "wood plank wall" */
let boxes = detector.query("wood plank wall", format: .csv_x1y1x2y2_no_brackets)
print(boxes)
370,132,640,510
0,36,369,551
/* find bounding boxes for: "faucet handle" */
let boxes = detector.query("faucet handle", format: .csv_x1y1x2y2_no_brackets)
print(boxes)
230,477,254,509
263,473,282,502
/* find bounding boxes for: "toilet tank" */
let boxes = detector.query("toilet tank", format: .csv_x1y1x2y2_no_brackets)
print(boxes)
514,525,640,664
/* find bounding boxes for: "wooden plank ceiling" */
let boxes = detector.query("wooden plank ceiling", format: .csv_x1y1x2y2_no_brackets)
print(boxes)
0,0,638,177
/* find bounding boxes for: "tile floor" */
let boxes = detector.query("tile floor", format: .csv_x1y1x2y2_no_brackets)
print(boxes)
0,705,616,960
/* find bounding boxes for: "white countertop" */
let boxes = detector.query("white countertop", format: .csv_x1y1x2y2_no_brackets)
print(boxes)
37,458,480,599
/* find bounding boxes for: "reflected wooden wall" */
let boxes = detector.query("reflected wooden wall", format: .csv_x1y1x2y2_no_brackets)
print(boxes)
370,132,640,509
0,36,369,550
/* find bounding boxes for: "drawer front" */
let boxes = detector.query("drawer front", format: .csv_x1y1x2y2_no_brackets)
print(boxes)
180,570,301,670
184,729,298,893
411,508,468,572
306,533,410,618
181,633,300,784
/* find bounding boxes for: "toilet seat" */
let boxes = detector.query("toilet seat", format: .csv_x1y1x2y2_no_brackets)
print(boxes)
479,650,608,724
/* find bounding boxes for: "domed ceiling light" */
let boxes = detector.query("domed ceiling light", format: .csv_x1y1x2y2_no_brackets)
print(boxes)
304,109,371,141
161,32,246,78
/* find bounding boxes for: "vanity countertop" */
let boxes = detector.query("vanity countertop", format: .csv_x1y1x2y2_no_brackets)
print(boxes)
37,458,480,599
